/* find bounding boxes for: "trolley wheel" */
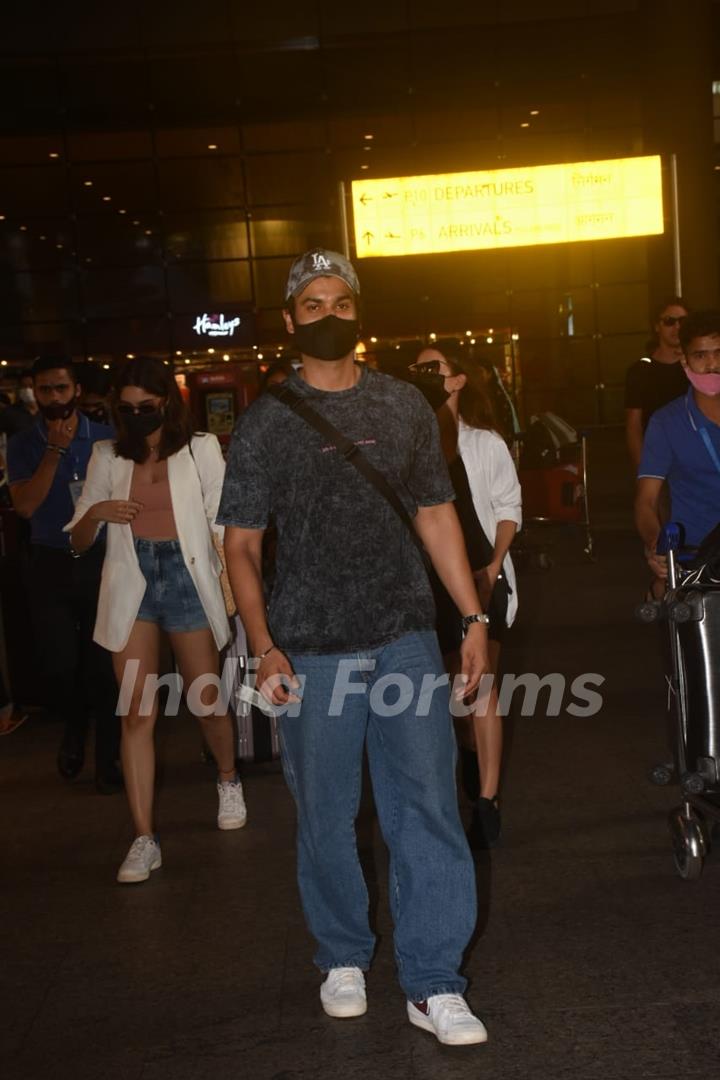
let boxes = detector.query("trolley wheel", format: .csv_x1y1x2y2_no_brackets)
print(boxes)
672,839,704,881
649,762,674,786
636,601,662,624
681,771,705,796
668,809,706,882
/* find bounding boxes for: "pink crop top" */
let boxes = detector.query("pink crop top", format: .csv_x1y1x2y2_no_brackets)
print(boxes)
130,469,178,540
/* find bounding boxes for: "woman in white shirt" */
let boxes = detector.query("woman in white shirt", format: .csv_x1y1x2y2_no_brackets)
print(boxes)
68,356,245,884
411,344,522,849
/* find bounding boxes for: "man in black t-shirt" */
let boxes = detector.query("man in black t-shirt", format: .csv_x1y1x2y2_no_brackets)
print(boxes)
220,249,490,1047
625,296,689,468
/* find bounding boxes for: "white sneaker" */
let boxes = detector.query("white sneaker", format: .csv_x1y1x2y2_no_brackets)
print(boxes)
407,994,488,1046
217,779,247,830
320,967,367,1018
117,835,162,884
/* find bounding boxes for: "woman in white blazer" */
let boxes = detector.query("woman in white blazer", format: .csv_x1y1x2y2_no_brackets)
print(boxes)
411,343,522,850
67,356,245,884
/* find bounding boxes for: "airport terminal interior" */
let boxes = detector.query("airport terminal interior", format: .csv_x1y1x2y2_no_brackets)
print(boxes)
2,4,720,1078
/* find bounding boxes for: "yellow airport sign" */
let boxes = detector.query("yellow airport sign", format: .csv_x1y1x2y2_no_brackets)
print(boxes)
351,155,664,257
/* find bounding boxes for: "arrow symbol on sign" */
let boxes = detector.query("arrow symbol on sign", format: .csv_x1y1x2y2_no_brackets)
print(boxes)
383,191,399,199
362,231,375,244
359,193,373,205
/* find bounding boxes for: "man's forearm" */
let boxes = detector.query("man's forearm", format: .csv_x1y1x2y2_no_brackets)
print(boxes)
635,502,661,551
225,546,273,655
10,450,61,518
415,504,483,615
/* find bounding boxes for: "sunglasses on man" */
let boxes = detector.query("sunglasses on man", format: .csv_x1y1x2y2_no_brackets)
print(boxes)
660,315,687,327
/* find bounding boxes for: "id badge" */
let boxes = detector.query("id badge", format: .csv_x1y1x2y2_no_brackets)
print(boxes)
69,479,84,507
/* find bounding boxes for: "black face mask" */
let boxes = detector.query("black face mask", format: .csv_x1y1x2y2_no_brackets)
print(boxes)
409,371,450,412
292,315,360,362
82,405,109,425
40,401,76,422
122,409,164,438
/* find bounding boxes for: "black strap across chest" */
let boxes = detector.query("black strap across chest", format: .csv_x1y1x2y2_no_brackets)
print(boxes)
267,382,430,569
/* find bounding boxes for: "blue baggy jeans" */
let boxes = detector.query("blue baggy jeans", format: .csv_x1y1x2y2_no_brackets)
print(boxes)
279,630,477,1002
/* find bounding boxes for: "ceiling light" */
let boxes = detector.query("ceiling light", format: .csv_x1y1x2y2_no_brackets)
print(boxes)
1,360,7,367
223,354,230,361
0,214,5,221
364,134,374,140
511,332,520,341
361,164,369,170
39,234,46,240
207,143,218,150
48,152,60,159
257,353,264,360
102,363,110,370
118,209,127,215
145,230,152,235
486,336,494,344
530,109,539,116
102,195,111,202
429,332,437,341
208,348,215,354
126,353,135,359
83,180,93,187
370,336,378,343
132,219,140,226
175,350,182,356
520,122,530,128
56,243,63,249
465,330,472,336
470,338,476,345
19,225,27,231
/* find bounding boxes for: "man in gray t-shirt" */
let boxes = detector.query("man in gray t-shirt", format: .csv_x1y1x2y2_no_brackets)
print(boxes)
220,249,491,1047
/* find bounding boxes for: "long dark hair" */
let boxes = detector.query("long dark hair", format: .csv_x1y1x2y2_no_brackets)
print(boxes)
113,356,193,463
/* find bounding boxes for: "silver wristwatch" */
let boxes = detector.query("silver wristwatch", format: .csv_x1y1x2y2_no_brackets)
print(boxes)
462,613,490,633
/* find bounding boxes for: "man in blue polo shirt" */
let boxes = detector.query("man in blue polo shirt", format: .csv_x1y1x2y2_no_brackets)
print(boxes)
7,355,121,792
636,309,720,577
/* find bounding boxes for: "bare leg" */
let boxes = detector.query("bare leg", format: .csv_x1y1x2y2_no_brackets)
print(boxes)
169,628,236,780
113,621,161,838
473,641,502,799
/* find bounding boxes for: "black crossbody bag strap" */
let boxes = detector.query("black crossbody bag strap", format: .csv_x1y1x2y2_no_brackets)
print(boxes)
268,383,431,570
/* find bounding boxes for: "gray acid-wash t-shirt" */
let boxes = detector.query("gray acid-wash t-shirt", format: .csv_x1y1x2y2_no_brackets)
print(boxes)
217,366,454,654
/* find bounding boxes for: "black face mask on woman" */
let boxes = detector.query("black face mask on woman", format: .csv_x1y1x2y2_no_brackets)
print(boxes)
120,408,164,438
39,401,76,422
408,371,450,412
292,315,360,362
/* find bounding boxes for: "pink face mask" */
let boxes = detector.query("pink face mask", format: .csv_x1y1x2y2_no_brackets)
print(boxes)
684,367,720,397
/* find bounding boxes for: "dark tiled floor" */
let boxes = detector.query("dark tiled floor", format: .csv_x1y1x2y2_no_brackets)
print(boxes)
3,526,720,1080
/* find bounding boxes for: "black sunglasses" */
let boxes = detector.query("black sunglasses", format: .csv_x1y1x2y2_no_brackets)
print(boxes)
117,402,161,416
660,315,687,327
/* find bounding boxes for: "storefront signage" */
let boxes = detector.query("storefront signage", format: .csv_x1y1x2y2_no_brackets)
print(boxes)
351,155,664,257
193,313,242,337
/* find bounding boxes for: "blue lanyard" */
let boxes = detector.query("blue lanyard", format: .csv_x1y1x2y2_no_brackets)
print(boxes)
699,427,720,476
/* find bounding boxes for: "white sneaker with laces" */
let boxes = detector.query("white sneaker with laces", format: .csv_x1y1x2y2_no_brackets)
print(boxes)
117,835,162,884
407,994,488,1046
320,967,367,1018
217,779,247,830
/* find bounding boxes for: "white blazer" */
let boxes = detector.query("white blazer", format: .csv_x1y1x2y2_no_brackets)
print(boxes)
65,434,231,653
457,421,522,627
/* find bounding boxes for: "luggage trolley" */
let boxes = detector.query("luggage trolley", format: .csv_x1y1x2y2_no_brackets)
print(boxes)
515,413,594,563
637,523,720,881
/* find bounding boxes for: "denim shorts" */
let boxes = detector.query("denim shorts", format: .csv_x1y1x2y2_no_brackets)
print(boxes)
135,538,209,634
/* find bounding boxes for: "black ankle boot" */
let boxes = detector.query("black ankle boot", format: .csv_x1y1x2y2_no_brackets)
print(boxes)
467,796,501,850
459,747,481,803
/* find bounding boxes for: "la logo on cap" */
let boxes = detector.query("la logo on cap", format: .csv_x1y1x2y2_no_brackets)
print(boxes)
311,252,332,271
